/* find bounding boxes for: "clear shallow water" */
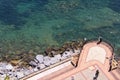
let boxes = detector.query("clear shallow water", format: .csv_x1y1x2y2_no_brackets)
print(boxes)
0,0,120,59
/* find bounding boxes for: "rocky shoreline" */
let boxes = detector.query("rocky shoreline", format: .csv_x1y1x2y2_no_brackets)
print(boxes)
0,50,80,80
0,40,83,80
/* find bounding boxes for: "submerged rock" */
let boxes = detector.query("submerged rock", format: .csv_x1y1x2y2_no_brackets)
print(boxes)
10,60,22,66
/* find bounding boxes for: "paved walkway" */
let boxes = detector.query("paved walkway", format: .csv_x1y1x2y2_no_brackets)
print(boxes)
26,61,73,80
21,41,120,80
86,46,106,63
51,41,120,80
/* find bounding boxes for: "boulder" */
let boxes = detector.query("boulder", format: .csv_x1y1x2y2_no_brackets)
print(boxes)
10,60,22,66
16,72,24,79
36,55,44,63
43,56,50,61
43,56,51,66
33,67,38,72
38,63,45,69
54,54,62,61
50,57,58,64
6,64,14,70
29,61,37,67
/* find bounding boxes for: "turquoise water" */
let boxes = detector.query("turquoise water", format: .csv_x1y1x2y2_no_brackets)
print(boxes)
0,0,120,59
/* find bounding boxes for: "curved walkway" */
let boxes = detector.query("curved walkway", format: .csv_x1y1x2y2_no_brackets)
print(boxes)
51,41,119,80
21,41,120,80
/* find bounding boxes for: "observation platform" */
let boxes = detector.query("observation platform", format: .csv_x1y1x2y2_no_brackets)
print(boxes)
21,41,120,80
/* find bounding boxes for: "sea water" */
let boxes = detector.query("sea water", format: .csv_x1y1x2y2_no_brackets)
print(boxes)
0,0,120,59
